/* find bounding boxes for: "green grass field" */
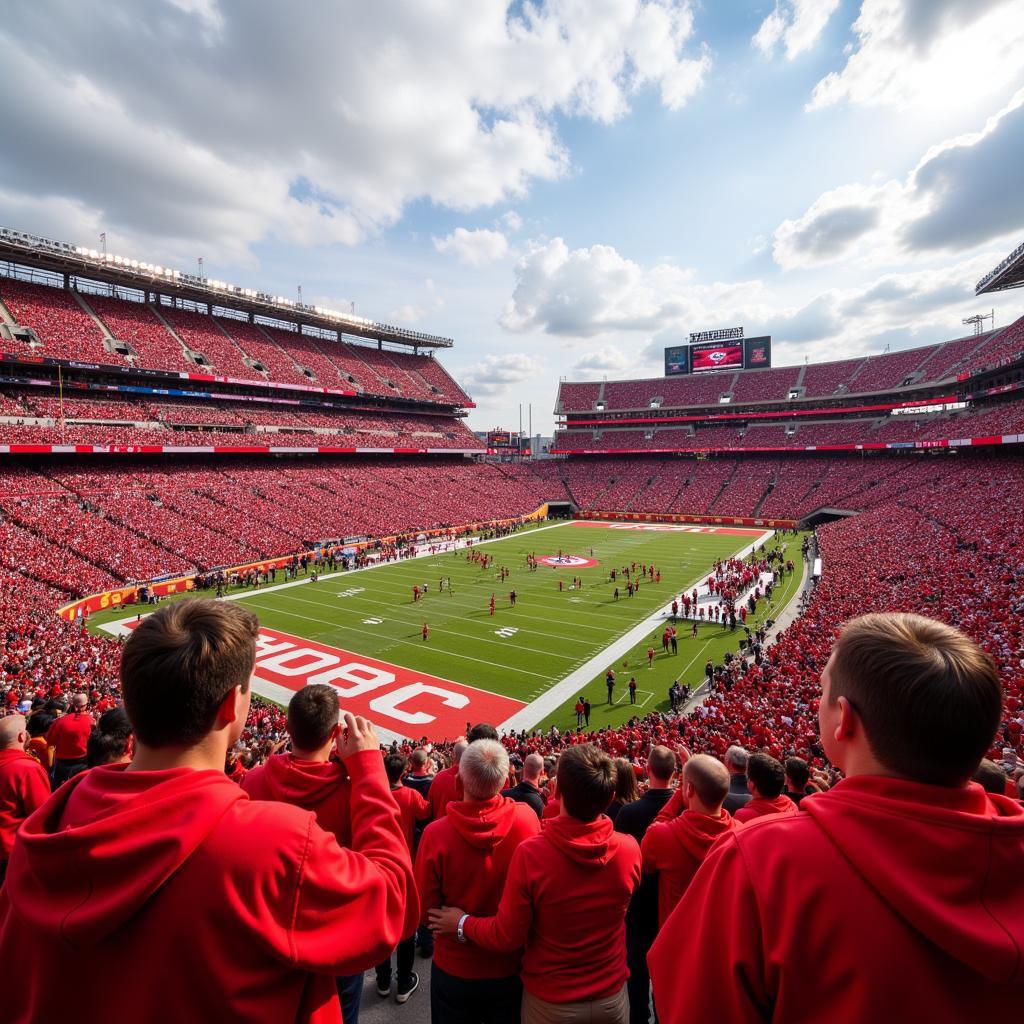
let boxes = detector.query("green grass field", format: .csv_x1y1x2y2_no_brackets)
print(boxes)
93,520,806,740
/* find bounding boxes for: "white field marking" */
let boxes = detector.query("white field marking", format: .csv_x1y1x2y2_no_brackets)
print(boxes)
239,599,557,680
272,589,578,660
634,689,655,708
497,530,774,732
675,639,714,679
362,617,383,625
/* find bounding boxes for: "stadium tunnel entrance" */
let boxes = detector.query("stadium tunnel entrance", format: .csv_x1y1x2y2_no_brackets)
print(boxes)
800,507,859,529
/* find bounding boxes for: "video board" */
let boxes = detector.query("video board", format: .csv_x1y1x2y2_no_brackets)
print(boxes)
690,341,744,374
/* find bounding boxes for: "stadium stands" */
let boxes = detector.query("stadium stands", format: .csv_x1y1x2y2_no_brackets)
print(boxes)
84,293,194,371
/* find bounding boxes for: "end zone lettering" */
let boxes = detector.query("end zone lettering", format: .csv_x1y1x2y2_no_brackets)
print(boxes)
253,627,525,740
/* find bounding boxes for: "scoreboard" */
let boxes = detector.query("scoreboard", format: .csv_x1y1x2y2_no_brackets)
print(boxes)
664,330,772,376
487,429,514,447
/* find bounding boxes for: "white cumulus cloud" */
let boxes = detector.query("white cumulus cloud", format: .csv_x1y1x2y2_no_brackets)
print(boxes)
753,0,840,60
434,227,510,266
462,352,543,397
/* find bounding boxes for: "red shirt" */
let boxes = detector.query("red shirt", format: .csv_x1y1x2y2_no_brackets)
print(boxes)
649,776,1024,1023
45,712,94,761
390,785,430,852
416,795,540,978
0,749,414,1024
465,815,641,1003
0,750,51,859
733,794,799,823
641,809,740,924
428,763,462,820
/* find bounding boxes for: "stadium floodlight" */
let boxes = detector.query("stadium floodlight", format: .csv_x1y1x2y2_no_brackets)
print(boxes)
89,249,99,258
130,259,139,269
104,253,114,262
154,266,163,275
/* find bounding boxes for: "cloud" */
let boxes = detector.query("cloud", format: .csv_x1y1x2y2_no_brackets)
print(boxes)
0,1,711,265
498,234,1013,379
772,90,1024,269
433,227,510,266
502,210,523,233
808,0,1024,111
753,0,840,60
461,352,542,397
572,345,632,376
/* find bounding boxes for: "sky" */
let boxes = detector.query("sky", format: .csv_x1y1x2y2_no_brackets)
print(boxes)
2,0,1024,435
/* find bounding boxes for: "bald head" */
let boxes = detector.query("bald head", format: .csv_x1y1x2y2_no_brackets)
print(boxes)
684,754,730,812
0,715,28,750
452,739,469,764
72,693,88,711
522,753,544,782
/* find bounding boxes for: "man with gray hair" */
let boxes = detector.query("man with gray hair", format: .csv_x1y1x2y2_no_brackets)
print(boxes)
416,739,541,1023
722,744,752,814
0,715,51,884
45,693,94,787
502,752,545,819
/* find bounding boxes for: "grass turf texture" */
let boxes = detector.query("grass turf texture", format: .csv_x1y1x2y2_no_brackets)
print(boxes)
89,521,807,737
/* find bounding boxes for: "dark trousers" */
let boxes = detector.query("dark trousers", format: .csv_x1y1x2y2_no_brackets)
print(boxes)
377,935,416,989
417,922,434,955
431,963,522,1024
626,925,657,1024
335,972,363,1024
52,758,86,788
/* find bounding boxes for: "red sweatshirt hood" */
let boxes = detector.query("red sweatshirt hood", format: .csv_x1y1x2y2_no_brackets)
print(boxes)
251,753,349,808
5,764,245,949
542,813,616,867
444,795,521,850
804,775,1024,984
669,810,739,860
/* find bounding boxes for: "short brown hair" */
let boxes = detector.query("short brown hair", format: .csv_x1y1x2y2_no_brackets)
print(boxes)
557,744,616,821
120,598,258,748
647,745,676,783
747,752,785,798
828,613,1001,786
287,684,340,750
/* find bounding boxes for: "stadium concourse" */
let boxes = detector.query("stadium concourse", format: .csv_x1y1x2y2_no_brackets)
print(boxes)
2,237,1024,1022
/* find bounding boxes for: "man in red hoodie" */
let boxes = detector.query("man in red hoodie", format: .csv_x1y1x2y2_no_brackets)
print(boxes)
650,612,1024,1022
0,715,50,885
243,682,388,1021
734,752,799,823
431,744,641,1024
641,753,739,925
0,598,414,1024
417,738,540,1023
375,753,430,1004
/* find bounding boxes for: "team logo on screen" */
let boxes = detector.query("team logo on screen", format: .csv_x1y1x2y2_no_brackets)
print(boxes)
539,554,598,568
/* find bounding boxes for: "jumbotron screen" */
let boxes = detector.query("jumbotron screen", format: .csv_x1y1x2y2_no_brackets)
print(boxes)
487,430,513,447
690,341,744,373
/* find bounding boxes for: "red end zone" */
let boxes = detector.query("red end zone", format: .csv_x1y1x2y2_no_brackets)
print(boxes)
119,620,525,742
252,628,525,740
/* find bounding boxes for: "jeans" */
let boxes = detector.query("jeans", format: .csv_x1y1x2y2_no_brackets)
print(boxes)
335,972,363,1024
376,935,416,990
430,963,522,1024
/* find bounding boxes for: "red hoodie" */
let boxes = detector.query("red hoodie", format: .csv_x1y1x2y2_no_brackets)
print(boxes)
641,809,740,924
416,795,540,978
464,814,641,1003
0,749,50,860
0,749,414,1024
242,754,353,847
391,785,430,852
734,794,799,823
429,762,462,819
649,776,1024,1023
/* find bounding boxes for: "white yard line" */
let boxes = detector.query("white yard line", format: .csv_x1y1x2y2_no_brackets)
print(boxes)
497,529,774,732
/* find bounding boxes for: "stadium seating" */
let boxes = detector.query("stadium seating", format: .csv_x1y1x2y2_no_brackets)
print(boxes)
849,345,934,393
214,317,311,386
84,293,194,372
0,278,114,364
728,366,801,404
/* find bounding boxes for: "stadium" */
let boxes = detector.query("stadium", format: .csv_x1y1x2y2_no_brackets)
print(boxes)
1,4,1023,1023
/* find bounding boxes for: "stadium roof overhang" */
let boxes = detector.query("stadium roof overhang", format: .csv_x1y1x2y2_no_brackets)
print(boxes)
976,238,1024,295
0,226,453,350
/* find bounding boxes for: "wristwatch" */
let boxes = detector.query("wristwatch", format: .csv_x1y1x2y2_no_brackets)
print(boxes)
456,914,469,943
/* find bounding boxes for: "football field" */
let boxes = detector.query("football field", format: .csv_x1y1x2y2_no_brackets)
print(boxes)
97,520,806,743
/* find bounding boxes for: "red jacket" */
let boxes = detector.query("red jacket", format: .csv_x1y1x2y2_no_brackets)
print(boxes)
242,754,352,847
45,712,94,761
391,785,430,853
416,795,540,978
464,814,641,1003
0,750,50,860
733,794,799,823
428,763,462,819
641,809,739,924
649,776,1024,1023
0,749,414,1024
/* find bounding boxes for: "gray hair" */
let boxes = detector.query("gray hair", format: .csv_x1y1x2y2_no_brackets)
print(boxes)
459,739,510,800
724,745,749,771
